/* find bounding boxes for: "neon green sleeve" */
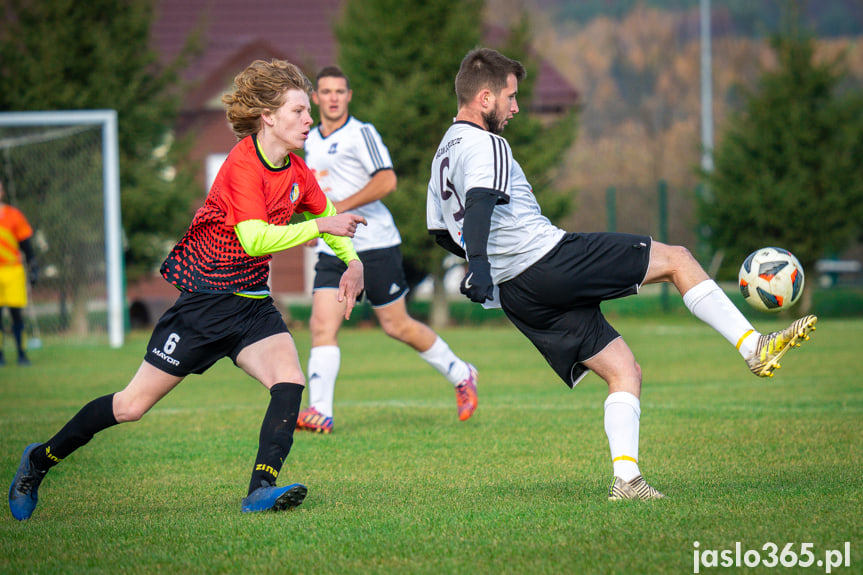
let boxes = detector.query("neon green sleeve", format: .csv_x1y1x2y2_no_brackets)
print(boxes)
234,219,320,256
303,199,360,265
234,198,359,264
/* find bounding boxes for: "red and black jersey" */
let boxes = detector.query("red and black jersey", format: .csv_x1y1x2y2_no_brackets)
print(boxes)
161,135,328,294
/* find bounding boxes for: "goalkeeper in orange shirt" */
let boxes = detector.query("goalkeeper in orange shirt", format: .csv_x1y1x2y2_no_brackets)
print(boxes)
0,178,38,367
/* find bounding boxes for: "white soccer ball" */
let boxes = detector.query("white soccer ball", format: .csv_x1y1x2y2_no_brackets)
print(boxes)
738,247,805,313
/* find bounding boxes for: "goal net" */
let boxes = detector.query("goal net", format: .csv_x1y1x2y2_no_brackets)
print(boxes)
0,111,123,348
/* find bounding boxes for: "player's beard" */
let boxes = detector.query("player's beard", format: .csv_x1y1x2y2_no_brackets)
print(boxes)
482,109,506,135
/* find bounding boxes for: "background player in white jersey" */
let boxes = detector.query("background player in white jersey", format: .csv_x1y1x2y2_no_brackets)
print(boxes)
298,66,478,433
427,48,817,501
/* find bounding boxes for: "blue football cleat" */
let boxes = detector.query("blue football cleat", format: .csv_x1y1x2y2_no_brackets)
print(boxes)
241,482,307,513
9,443,47,521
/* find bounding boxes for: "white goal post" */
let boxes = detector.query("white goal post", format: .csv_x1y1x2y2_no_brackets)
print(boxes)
0,110,124,348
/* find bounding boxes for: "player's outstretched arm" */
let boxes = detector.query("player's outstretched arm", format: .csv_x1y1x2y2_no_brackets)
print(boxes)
234,219,319,256
233,213,365,258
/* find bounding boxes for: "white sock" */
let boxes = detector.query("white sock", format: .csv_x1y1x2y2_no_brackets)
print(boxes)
604,391,642,482
418,336,470,385
307,345,340,417
683,279,760,357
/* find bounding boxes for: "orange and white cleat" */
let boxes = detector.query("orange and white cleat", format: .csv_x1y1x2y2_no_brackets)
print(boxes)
455,364,478,421
296,406,333,434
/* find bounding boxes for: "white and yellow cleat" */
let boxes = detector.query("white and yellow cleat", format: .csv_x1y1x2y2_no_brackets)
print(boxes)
608,475,666,501
746,315,817,378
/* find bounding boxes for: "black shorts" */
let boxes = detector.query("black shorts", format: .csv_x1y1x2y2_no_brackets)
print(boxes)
144,291,289,377
313,246,409,308
498,232,651,388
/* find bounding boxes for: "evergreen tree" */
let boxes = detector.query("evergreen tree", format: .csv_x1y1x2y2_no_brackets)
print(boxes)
700,28,863,308
0,0,199,279
335,0,577,324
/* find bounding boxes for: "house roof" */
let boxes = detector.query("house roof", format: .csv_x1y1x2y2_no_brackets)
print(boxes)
151,0,341,110
151,0,577,113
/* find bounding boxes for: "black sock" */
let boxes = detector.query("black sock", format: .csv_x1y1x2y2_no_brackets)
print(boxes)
248,382,303,495
10,307,24,356
30,394,118,471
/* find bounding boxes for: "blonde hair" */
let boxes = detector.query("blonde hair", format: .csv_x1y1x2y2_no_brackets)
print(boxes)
222,59,313,140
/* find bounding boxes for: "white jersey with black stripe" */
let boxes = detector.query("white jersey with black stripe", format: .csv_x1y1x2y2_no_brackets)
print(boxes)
427,121,565,284
305,116,401,253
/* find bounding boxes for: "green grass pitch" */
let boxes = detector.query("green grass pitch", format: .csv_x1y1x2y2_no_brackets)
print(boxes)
1,316,861,574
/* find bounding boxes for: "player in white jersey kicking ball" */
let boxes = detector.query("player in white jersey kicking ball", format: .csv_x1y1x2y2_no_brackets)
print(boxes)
298,66,478,434
427,48,817,501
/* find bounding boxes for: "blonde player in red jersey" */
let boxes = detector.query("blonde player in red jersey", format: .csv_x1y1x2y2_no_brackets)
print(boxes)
9,59,366,521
